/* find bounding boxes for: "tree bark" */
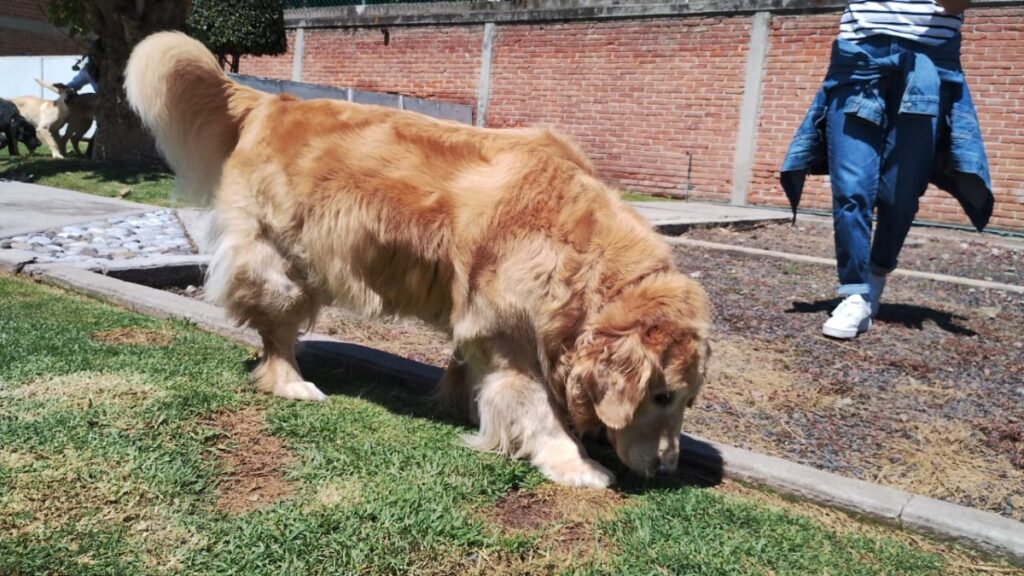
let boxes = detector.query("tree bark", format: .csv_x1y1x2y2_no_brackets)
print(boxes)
85,0,192,164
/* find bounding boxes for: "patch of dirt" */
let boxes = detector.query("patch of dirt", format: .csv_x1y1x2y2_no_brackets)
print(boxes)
415,486,627,576
204,408,295,513
487,485,625,553
683,220,1024,285
91,327,173,347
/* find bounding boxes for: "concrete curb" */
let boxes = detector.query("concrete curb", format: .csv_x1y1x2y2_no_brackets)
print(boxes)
683,436,1024,561
664,236,1024,294
5,261,1023,565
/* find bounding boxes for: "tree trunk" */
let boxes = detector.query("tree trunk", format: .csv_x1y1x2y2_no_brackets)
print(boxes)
229,54,240,74
85,0,192,164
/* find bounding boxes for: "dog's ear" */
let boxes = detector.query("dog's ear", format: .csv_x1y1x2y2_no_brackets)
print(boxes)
568,329,653,430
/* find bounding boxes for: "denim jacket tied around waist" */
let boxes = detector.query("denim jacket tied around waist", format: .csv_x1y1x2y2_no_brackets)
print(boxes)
779,36,994,231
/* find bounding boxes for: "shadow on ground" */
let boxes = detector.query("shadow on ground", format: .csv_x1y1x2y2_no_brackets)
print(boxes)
787,299,977,336
277,338,726,492
0,156,169,187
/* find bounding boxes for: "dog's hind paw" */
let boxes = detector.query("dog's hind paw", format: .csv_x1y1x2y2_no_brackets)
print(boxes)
540,457,615,488
273,380,327,402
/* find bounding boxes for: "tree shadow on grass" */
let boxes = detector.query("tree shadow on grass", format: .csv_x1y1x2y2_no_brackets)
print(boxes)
266,338,725,492
0,155,170,188
787,299,977,337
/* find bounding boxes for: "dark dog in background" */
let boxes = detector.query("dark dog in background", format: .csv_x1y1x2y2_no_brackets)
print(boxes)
0,97,41,155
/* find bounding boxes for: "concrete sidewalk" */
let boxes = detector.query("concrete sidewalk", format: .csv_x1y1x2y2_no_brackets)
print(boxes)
0,181,153,238
630,200,789,233
0,180,790,242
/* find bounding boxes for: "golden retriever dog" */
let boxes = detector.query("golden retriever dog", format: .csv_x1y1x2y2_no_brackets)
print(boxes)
11,79,72,158
125,32,711,488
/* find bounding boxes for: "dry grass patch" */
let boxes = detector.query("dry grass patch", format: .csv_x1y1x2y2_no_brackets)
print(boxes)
310,477,364,509
690,336,837,451
0,449,199,572
874,420,1024,517
91,327,173,347
204,408,295,513
2,372,155,412
313,307,452,366
714,479,1024,576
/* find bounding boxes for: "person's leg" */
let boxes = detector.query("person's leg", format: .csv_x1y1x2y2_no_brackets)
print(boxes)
821,80,885,338
65,69,91,92
826,82,885,299
869,81,951,315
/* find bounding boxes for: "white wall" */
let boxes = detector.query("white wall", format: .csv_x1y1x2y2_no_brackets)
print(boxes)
0,55,92,99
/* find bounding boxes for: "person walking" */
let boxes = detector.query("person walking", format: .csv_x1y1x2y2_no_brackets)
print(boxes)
780,0,994,339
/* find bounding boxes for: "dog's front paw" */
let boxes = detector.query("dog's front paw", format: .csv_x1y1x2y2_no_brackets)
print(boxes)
540,457,615,488
273,380,327,402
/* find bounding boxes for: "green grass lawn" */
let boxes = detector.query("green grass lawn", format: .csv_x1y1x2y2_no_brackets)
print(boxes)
0,146,175,206
0,273,1011,575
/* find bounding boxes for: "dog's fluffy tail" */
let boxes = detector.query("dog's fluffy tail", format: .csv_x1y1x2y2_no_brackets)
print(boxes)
125,31,264,204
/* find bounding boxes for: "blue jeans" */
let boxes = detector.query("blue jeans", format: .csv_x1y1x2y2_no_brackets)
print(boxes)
827,37,954,296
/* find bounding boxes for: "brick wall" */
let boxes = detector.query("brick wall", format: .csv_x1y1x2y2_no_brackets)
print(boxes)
0,0,82,56
487,18,749,201
2,0,50,20
240,30,297,80
244,26,483,105
220,6,1024,230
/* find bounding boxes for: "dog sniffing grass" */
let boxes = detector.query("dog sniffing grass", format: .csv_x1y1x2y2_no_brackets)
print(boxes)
0,273,1006,574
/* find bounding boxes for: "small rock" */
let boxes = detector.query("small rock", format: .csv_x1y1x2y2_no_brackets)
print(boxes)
28,236,52,246
11,242,32,250
835,397,854,409
0,239,11,249
80,247,100,257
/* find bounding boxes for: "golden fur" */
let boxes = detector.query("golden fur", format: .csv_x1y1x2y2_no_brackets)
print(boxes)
125,32,711,487
11,79,72,158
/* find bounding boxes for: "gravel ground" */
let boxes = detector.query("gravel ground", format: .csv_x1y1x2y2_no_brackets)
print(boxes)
684,220,1024,286
0,210,194,263
166,236,1024,520
675,246,1024,520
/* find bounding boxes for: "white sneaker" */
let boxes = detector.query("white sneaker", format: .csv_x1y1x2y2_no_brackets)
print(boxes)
868,273,887,318
822,294,872,339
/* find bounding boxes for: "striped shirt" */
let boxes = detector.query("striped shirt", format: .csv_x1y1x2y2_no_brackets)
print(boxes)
838,1,964,46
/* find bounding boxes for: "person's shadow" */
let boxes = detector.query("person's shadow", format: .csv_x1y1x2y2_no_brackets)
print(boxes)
261,338,725,492
787,299,977,337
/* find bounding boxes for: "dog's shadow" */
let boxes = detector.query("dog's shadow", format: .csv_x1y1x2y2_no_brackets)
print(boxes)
258,338,724,492
787,299,977,337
